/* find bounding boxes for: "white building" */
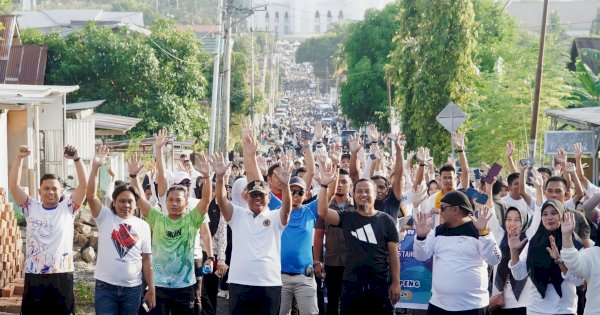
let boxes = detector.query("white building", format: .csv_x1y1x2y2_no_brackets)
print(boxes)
248,0,394,39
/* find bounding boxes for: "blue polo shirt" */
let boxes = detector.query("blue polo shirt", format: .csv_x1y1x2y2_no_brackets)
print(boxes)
281,199,319,274
269,192,282,210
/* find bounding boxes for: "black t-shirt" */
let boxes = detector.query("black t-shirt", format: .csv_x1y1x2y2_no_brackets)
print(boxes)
374,188,400,225
337,210,399,284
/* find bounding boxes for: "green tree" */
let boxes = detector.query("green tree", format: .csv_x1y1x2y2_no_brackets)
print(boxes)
569,50,600,107
388,0,477,160
295,24,350,80
22,21,211,148
340,2,401,130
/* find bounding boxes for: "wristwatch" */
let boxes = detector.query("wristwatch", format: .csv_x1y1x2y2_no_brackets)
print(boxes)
206,256,215,262
313,261,323,266
555,258,564,265
479,228,491,236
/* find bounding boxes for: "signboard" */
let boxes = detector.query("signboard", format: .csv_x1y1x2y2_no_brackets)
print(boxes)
436,102,467,133
544,131,595,154
395,229,433,310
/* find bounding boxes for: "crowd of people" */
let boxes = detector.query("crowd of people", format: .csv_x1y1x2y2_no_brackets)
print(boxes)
8,56,600,315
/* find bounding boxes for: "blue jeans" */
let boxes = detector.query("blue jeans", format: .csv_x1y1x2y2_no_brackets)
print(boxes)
95,279,143,315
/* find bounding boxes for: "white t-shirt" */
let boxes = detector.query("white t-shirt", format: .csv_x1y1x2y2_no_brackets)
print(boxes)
158,195,209,259
20,196,79,274
227,205,285,286
94,207,152,287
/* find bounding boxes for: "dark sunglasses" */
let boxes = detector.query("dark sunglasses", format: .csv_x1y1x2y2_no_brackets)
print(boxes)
249,191,267,198
291,189,305,196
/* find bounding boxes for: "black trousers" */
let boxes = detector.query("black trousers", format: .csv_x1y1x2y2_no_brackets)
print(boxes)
151,285,195,315
339,281,393,315
229,283,281,315
315,276,326,315
22,272,74,315
490,308,526,315
324,265,344,315
427,304,485,315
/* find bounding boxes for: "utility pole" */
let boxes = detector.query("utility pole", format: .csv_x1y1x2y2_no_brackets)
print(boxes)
250,0,256,123
528,0,549,159
209,0,224,155
218,0,234,154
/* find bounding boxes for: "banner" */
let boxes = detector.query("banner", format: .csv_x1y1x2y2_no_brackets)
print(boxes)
395,229,433,310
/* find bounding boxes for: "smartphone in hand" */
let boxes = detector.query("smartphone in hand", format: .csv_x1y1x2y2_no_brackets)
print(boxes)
483,163,502,184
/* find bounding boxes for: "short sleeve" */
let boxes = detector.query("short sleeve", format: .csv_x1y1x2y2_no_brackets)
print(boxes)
63,195,81,214
187,209,205,229
270,209,285,230
18,196,36,217
141,221,152,254
315,217,325,230
94,206,111,224
145,208,162,229
307,199,319,219
335,210,348,228
384,214,399,243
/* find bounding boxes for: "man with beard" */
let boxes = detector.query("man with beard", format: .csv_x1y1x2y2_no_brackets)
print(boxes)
349,129,406,224
313,168,353,315
317,164,400,315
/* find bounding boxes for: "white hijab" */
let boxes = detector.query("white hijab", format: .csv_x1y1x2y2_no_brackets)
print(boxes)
231,177,248,208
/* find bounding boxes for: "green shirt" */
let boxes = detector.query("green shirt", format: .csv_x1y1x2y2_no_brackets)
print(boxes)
146,208,205,288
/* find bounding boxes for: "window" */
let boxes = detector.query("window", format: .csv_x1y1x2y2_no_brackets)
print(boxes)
338,10,344,21
275,12,280,32
315,11,320,33
265,12,270,29
284,12,290,34
327,10,332,31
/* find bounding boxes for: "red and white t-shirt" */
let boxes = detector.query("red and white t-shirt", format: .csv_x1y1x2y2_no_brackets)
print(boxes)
20,196,80,274
94,207,152,287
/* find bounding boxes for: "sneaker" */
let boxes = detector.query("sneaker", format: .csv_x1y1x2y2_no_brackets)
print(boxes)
217,289,229,299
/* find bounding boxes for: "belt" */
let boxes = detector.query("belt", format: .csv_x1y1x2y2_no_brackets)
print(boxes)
281,272,302,276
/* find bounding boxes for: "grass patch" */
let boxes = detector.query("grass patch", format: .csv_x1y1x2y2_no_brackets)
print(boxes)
74,282,94,305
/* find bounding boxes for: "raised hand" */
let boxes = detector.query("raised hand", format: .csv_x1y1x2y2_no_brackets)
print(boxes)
507,227,527,251
553,164,563,177
416,147,426,163
318,163,336,186
242,133,257,154
412,185,428,208
546,235,561,260
573,143,584,160
329,143,342,166
505,140,515,158
530,168,543,189
314,121,324,141
63,145,80,160
92,145,110,168
17,145,32,158
454,132,465,151
257,155,268,175
406,150,416,162
562,212,576,236
212,152,231,177
274,154,292,185
349,134,362,154
564,162,576,174
472,205,492,232
107,164,116,178
367,124,379,143
194,152,211,177
519,161,529,173
555,148,567,165
415,211,432,239
126,153,144,176
153,128,168,150
241,118,253,139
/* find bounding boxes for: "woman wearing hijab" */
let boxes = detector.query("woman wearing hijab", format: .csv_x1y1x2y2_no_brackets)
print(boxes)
508,199,583,315
488,206,528,315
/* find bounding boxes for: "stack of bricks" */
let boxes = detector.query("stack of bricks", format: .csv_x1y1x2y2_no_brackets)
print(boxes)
0,187,24,313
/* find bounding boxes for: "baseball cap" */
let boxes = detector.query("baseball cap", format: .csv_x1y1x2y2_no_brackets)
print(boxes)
440,190,473,213
289,176,306,189
246,180,270,195
172,171,191,186
341,152,351,159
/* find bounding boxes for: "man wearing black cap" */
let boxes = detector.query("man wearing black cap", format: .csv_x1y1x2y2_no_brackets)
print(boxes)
414,190,501,315
280,176,320,314
213,130,292,315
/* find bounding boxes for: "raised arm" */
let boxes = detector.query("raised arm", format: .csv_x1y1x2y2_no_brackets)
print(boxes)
127,154,149,217
529,168,544,207
565,162,584,204
348,134,362,184
390,135,405,200
193,153,212,216
505,140,518,174
64,145,88,206
518,164,533,207
153,129,169,197
317,163,340,226
86,145,110,218
213,152,233,221
582,193,600,224
242,125,261,182
299,133,315,187
573,143,590,190
8,145,31,206
454,132,469,189
274,154,292,226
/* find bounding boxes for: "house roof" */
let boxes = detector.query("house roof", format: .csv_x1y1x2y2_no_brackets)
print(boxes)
506,1,600,35
0,45,48,85
92,112,142,136
14,9,145,30
545,107,600,129
0,84,78,108
569,37,600,74
65,100,105,112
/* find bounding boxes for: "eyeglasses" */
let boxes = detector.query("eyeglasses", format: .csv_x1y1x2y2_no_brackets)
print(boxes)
291,189,305,196
249,192,267,199
440,204,454,212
